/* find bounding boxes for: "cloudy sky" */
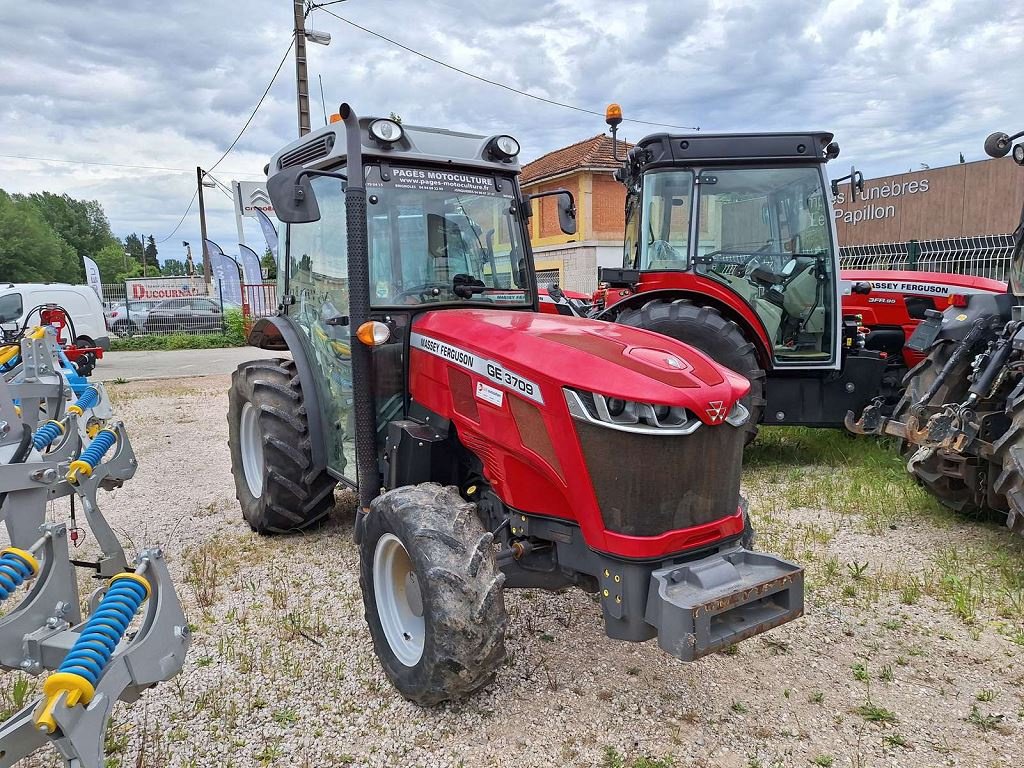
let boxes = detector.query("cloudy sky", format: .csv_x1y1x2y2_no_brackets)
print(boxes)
1,0,1021,266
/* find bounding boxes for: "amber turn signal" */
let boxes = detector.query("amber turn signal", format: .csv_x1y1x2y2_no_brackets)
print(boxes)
356,321,390,346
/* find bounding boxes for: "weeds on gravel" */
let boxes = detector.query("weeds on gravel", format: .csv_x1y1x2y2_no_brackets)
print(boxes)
966,704,1002,732
0,676,33,719
854,701,898,724
602,746,673,768
882,732,908,749
810,756,834,767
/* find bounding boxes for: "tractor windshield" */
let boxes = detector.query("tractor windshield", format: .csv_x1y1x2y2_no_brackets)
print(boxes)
365,165,531,307
635,166,838,364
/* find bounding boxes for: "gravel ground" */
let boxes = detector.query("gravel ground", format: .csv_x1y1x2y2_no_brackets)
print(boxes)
5,376,1023,768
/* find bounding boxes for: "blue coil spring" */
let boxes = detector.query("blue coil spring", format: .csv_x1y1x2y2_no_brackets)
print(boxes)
79,429,117,469
32,420,64,451
73,386,99,412
0,550,35,602
57,577,147,686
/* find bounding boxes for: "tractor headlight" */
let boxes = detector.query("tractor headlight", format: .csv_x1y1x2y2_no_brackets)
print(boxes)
487,135,520,162
369,119,403,145
564,389,703,435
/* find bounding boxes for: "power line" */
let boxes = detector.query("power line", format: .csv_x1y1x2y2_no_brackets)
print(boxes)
206,38,295,173
0,153,263,177
155,189,199,244
156,37,294,243
317,7,699,131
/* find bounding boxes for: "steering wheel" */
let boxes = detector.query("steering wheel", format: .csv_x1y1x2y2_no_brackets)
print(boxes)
393,282,451,301
649,240,681,261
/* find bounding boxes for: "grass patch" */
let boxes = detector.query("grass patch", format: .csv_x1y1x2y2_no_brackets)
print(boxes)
602,746,673,768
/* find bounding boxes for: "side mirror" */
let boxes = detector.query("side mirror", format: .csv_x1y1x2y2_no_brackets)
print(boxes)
985,132,1011,158
526,189,577,236
266,167,347,224
557,192,577,236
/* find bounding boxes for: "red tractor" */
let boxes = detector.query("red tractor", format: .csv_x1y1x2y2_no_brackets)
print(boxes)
227,105,803,705
592,106,1004,440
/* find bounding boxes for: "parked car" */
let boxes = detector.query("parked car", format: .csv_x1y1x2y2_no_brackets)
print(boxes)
106,300,160,337
142,296,229,334
0,283,110,349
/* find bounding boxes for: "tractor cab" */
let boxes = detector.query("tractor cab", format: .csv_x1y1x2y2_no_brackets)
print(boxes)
611,131,842,368
598,106,890,432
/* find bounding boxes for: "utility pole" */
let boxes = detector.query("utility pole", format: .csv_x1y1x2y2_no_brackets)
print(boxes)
294,0,311,136
197,167,212,285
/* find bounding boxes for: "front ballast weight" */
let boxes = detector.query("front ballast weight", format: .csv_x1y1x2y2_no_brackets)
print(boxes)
0,329,189,768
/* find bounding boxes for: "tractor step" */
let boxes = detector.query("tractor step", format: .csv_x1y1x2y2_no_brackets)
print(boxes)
645,548,803,661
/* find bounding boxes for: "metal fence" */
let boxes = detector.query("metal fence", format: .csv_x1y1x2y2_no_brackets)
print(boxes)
839,234,1017,282
101,281,276,338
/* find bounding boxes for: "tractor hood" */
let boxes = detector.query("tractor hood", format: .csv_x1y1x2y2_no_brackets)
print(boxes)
411,309,749,426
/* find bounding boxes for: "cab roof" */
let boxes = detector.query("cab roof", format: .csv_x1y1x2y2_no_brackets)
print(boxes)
630,131,836,169
268,117,523,179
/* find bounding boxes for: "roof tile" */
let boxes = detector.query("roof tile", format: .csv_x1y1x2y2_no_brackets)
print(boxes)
520,134,632,186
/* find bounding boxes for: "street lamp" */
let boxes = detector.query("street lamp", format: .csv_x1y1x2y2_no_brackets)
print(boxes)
293,0,334,136
304,28,331,45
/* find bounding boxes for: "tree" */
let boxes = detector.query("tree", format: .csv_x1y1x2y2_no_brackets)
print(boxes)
124,234,144,266
19,192,117,283
161,258,187,276
0,191,75,282
260,248,277,280
144,235,159,271
92,241,129,284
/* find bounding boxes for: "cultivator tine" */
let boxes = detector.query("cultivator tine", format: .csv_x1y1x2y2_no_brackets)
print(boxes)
0,327,189,767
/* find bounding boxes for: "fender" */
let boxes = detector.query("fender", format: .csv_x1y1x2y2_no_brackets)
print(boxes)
247,317,328,472
932,293,1014,343
594,281,774,369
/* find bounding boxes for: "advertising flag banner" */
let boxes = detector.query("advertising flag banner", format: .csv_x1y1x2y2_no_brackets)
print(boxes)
205,239,242,306
255,209,279,260
83,256,103,300
237,244,264,285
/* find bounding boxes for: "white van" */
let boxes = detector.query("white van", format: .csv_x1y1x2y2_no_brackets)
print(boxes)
0,283,111,349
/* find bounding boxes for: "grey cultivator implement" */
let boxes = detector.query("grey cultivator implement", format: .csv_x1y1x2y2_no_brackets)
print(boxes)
0,326,189,767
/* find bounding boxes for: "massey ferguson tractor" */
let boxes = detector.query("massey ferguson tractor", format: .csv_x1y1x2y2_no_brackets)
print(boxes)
591,106,1003,442
850,127,1024,536
227,104,803,705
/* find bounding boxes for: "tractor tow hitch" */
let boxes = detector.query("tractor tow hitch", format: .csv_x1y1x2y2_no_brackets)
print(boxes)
645,548,803,661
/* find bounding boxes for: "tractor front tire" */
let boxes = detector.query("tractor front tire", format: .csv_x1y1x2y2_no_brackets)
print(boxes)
360,483,506,706
618,300,765,444
228,358,337,534
895,341,980,514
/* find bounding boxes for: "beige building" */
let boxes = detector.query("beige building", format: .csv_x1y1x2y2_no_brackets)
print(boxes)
520,135,629,293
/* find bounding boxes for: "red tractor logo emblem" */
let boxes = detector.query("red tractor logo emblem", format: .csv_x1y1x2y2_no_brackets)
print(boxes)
705,401,726,423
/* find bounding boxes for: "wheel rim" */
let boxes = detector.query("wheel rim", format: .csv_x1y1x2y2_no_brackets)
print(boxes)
239,401,264,499
373,533,425,667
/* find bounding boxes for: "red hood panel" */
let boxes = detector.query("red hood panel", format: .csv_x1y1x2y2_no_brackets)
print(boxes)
412,309,749,422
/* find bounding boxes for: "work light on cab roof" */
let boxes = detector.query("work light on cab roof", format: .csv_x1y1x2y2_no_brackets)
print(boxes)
487,134,520,162
369,118,403,144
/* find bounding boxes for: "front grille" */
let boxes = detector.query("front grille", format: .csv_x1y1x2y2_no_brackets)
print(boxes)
575,420,743,538
278,134,336,169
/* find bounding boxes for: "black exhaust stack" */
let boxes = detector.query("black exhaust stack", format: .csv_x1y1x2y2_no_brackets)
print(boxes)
339,103,378,517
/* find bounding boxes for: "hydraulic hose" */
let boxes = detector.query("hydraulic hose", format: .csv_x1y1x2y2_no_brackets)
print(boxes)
0,424,33,511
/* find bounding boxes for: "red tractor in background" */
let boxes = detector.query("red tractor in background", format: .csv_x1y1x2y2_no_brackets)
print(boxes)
591,105,1004,440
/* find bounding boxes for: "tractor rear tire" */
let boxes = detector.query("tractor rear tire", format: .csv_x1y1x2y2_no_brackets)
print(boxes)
359,483,506,706
228,358,337,534
618,300,765,444
894,341,980,514
992,407,1024,536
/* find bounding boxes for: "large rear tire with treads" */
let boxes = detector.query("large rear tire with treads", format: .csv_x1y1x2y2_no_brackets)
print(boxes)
228,358,337,534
